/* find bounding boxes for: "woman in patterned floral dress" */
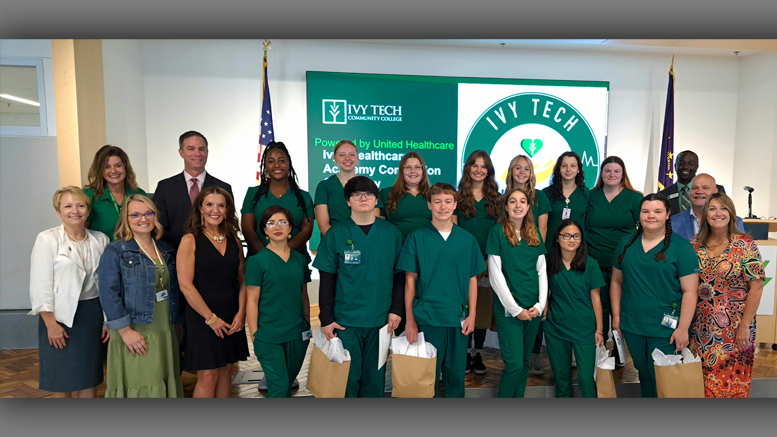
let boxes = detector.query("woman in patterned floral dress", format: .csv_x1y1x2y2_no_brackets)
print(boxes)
690,193,765,398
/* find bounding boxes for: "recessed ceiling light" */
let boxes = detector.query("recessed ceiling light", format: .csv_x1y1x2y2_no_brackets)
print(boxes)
0,94,40,107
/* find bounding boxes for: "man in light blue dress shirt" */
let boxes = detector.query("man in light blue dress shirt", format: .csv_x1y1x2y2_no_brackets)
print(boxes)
671,173,744,241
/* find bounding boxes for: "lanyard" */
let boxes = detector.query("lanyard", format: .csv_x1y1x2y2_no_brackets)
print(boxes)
135,238,165,288
106,189,124,214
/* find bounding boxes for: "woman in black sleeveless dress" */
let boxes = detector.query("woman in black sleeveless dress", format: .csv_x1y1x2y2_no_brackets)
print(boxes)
177,187,249,398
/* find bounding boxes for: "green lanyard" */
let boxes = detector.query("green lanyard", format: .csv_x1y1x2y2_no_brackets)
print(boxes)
106,189,124,214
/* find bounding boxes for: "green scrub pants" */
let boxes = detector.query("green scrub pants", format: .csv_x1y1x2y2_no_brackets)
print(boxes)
253,337,309,398
494,306,541,398
337,326,386,398
544,331,597,398
418,325,468,398
621,330,675,398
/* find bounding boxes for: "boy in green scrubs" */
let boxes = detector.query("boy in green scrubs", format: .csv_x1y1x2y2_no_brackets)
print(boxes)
313,176,405,398
610,194,699,398
245,206,311,398
398,183,486,398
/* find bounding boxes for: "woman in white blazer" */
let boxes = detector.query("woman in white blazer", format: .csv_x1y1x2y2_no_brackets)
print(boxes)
29,186,110,397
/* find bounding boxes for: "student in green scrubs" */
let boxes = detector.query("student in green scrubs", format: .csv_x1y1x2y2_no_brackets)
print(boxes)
485,188,548,398
241,141,315,263
83,145,146,240
315,140,359,236
505,154,552,374
245,206,312,398
376,152,432,237
398,183,486,398
314,176,404,398
544,219,604,398
611,193,699,398
585,156,642,366
543,152,589,252
375,152,431,336
453,150,502,375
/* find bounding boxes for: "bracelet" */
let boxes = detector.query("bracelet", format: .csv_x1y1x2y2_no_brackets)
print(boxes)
205,313,218,325
595,332,603,336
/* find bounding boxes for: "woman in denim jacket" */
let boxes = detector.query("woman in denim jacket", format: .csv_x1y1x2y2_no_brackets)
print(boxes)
98,194,184,397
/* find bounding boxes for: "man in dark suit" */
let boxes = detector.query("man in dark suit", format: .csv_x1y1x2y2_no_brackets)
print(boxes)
671,173,743,241
153,131,233,250
658,150,725,216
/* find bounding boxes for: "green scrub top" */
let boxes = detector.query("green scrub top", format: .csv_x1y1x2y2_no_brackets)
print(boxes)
542,186,589,252
585,188,642,269
397,223,486,327
454,197,501,255
377,187,432,237
245,248,310,343
241,185,315,264
544,256,606,345
611,233,699,338
312,218,404,328
484,224,547,309
530,189,552,231
84,186,146,240
314,175,352,228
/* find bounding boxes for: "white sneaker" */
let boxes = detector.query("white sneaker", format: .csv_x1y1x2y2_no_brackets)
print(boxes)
258,376,300,390
530,353,544,375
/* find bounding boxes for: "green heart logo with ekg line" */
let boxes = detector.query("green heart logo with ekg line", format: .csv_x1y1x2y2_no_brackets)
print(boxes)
520,139,543,157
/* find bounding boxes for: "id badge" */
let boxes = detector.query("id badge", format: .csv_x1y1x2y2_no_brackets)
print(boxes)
661,313,679,329
344,249,361,265
301,329,312,341
562,207,572,220
460,311,467,328
155,289,169,302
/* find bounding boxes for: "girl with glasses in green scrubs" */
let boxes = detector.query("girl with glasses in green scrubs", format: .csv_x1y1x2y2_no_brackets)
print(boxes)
544,219,604,398
486,188,547,398
453,151,502,375
585,156,642,366
610,193,699,398
245,206,311,398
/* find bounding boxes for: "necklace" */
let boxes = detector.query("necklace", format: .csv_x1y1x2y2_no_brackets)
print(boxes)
204,230,225,242
706,237,728,250
64,229,88,242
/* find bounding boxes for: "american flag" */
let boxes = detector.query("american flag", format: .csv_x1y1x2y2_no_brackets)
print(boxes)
257,46,274,182
658,58,675,191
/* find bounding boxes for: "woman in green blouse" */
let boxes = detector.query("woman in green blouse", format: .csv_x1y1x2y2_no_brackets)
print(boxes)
453,150,502,375
83,145,146,240
585,156,642,366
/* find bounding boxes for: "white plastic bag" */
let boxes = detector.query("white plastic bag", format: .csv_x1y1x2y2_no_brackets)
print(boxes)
312,328,351,363
594,345,615,381
391,332,437,359
651,347,700,366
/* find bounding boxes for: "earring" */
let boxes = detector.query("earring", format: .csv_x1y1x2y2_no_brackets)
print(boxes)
288,234,292,240
265,235,270,241
201,213,205,226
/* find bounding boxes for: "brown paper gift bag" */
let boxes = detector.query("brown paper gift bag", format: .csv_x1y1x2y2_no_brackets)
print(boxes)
596,368,617,398
475,286,495,330
307,345,350,398
391,354,437,398
654,361,704,398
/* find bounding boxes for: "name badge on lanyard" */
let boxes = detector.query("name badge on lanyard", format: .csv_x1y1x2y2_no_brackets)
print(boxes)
562,198,571,220
660,303,679,329
156,289,169,302
344,239,361,265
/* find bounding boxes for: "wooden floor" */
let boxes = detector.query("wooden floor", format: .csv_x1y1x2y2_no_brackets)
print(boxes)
3,307,777,397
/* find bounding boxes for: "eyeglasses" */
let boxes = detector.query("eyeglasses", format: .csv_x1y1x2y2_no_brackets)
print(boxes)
266,220,289,229
350,192,376,200
560,233,582,241
129,211,155,221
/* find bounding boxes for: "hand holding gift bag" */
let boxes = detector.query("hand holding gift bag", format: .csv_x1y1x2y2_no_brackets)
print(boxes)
390,332,438,398
595,346,617,398
307,329,351,398
652,347,704,398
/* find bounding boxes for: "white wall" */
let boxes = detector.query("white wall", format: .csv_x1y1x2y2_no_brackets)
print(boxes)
134,40,743,212
732,52,777,220
103,40,149,190
0,39,60,310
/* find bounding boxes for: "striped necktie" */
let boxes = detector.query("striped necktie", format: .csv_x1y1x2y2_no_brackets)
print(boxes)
189,178,199,205
679,185,690,212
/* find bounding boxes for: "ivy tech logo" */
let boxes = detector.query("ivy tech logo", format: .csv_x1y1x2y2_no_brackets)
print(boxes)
462,92,601,189
323,99,347,124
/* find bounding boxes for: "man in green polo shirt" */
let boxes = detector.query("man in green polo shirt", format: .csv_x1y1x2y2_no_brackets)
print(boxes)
398,182,486,398
313,176,404,398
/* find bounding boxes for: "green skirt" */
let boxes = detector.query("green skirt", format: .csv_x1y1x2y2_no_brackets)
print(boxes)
105,299,183,398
